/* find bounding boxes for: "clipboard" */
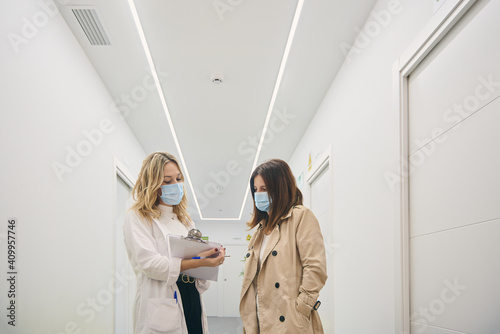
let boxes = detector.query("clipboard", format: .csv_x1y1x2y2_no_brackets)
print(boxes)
168,230,222,281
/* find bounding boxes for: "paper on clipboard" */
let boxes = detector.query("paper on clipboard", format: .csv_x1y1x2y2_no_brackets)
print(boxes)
168,235,222,281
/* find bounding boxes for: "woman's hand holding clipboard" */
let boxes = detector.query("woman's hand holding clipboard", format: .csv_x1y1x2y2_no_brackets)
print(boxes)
192,247,226,267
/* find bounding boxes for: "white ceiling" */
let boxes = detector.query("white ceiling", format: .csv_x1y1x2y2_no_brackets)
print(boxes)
56,0,377,222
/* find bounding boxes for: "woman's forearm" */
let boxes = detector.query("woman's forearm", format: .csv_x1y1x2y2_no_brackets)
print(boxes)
181,259,203,271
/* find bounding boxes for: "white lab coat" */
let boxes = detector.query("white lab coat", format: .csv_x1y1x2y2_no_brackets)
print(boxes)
123,210,210,334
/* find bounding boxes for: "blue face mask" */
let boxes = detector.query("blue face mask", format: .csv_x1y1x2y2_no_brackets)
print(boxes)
160,182,184,205
254,192,271,212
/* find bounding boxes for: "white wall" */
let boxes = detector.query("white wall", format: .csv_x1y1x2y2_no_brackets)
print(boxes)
0,1,146,333
196,220,250,247
287,0,440,332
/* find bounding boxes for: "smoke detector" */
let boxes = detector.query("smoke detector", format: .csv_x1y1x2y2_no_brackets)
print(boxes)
211,73,224,84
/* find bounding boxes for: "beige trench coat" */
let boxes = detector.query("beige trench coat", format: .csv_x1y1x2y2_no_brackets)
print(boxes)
240,205,328,334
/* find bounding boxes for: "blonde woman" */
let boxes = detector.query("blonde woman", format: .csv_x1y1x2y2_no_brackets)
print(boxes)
124,152,225,334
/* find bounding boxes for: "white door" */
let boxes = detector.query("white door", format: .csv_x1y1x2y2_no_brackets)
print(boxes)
309,163,334,333
202,244,246,317
203,276,219,317
407,1,500,332
114,175,136,334
222,244,247,317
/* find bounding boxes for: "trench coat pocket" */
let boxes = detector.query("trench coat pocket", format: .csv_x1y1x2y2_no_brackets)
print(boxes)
147,298,182,333
296,296,312,319
277,297,309,330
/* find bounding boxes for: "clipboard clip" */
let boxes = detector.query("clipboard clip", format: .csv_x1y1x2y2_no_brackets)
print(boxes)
182,228,208,243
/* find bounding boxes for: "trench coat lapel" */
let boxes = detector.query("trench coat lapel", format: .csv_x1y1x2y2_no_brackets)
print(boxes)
259,207,295,266
240,229,260,299
259,224,281,268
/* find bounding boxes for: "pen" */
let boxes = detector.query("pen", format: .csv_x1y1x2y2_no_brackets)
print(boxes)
192,255,231,259
174,291,177,304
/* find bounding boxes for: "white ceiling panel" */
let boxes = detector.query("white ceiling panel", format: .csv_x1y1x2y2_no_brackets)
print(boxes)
133,0,299,218
56,0,377,222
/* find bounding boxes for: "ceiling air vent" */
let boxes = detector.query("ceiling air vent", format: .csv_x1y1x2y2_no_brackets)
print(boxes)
71,8,111,46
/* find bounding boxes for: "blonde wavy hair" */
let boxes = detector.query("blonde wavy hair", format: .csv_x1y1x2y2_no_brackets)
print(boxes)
130,152,192,226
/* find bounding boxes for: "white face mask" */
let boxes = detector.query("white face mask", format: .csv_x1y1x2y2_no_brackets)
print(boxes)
254,192,271,212
160,182,184,205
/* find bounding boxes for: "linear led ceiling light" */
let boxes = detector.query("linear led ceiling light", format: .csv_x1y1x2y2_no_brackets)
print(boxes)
233,0,305,221
128,0,205,218
128,0,304,220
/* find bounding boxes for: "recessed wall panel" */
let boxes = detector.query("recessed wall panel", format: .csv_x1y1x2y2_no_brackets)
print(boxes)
408,0,500,154
410,220,500,334
409,97,500,237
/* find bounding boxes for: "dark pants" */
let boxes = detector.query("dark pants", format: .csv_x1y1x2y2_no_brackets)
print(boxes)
176,277,203,334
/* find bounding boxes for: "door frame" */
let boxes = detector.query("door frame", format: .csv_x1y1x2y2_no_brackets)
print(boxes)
306,145,332,187
114,158,135,189
305,144,334,332
393,1,477,332
112,157,136,334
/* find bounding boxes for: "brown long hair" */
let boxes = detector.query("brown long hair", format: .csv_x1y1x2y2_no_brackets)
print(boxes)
247,159,303,234
130,152,192,225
